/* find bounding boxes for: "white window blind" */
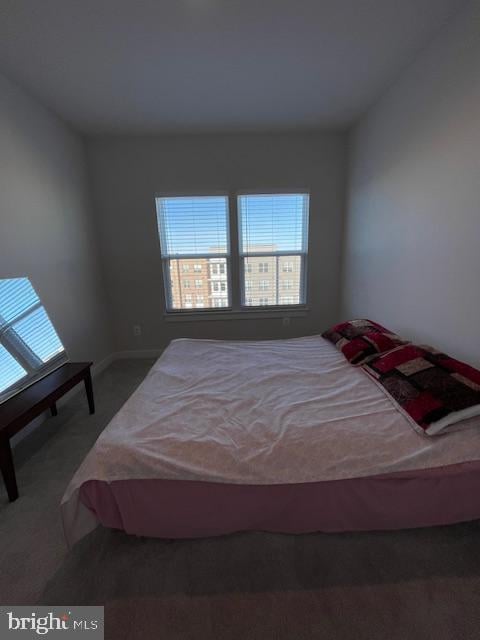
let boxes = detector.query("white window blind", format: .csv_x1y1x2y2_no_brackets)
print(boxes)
0,278,68,404
156,196,230,311
238,194,309,307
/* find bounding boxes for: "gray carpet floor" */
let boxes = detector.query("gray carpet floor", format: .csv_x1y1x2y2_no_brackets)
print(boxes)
1,359,480,639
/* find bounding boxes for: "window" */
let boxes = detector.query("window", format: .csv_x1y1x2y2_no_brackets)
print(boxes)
239,194,309,307
156,192,309,312
211,262,226,276
0,278,67,404
156,196,230,311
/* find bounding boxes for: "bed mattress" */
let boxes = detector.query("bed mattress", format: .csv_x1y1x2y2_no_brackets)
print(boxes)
62,336,480,545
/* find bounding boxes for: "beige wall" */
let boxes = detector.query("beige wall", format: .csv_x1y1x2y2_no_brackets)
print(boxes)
0,72,113,364
87,132,347,350
342,0,480,366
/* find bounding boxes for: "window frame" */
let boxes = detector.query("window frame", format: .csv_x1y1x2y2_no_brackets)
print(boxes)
237,191,310,310
155,189,310,320
156,193,233,314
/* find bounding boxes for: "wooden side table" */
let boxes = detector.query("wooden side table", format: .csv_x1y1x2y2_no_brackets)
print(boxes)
0,362,94,502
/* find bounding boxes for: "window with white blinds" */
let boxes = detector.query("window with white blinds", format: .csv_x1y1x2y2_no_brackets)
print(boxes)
0,278,68,403
156,196,230,310
238,194,309,307
155,192,309,312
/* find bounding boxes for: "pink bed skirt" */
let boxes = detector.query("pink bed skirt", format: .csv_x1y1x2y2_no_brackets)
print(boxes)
79,462,480,539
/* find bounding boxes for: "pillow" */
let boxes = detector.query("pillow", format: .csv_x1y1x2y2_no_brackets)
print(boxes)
363,344,480,436
322,319,407,365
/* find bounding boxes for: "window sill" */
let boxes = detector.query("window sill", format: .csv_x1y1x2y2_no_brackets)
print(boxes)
163,306,309,323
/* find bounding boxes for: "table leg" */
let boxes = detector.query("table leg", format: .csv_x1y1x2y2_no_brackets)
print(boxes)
84,369,95,415
0,439,18,502
50,403,58,417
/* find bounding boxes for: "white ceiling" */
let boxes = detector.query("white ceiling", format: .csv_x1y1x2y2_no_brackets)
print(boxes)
0,0,466,134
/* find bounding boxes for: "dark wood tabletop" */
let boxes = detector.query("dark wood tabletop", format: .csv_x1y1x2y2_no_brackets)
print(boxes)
0,361,94,502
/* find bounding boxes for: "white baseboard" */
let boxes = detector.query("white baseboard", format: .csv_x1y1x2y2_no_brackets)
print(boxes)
113,349,163,360
91,352,116,376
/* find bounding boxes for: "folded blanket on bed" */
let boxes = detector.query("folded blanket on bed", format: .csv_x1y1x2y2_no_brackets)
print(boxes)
363,344,480,436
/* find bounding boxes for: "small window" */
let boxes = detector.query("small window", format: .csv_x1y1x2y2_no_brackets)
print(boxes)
259,262,269,273
259,280,270,291
194,264,202,272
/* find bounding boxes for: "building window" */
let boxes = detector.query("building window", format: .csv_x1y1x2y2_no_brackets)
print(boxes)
211,263,226,275
156,193,309,312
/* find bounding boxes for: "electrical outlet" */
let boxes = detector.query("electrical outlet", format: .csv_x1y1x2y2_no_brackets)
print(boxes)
282,317,290,328
133,325,142,337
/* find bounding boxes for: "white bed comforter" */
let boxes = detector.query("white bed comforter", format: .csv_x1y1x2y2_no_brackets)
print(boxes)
62,336,480,542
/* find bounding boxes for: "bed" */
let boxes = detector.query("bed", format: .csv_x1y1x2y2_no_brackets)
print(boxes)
62,336,480,546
